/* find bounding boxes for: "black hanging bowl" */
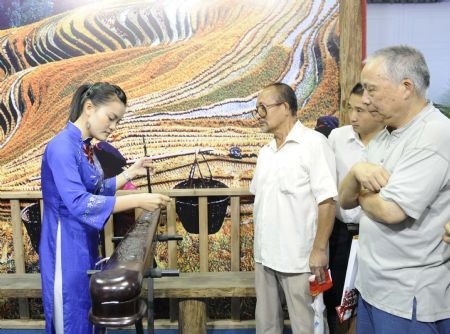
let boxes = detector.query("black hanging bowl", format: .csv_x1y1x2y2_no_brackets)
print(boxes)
21,203,41,253
174,178,229,234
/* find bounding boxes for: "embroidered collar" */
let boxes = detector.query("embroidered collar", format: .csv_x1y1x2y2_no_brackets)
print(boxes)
66,122,92,144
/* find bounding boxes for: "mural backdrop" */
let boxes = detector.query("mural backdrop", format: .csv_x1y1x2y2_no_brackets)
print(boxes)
0,0,339,286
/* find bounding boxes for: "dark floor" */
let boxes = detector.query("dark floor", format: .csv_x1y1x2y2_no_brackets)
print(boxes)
0,329,294,334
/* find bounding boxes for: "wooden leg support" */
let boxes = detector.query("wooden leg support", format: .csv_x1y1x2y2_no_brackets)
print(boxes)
178,299,207,334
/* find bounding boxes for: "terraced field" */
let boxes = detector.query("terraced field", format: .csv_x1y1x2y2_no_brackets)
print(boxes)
0,0,339,274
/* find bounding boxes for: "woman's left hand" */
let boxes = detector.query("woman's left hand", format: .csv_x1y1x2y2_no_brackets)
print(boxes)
126,157,153,179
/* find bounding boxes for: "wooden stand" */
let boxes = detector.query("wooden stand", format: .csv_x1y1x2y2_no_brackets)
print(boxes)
179,299,207,334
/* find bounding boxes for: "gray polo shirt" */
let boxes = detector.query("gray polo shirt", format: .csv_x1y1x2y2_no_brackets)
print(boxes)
356,104,450,322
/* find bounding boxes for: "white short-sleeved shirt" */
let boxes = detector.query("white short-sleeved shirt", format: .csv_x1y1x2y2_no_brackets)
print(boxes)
356,104,450,322
250,121,337,273
328,125,365,223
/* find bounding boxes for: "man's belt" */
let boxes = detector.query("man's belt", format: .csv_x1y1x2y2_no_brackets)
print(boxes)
336,218,359,232
346,223,359,232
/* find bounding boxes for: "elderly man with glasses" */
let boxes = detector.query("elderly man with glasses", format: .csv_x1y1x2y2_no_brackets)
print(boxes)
250,82,337,334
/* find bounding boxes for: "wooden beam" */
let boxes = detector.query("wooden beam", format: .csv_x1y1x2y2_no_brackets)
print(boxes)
0,274,42,298
151,272,255,298
0,192,42,199
0,188,253,199
339,0,364,126
0,272,256,299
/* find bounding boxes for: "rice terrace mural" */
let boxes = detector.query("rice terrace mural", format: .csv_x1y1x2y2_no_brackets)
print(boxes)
0,0,339,282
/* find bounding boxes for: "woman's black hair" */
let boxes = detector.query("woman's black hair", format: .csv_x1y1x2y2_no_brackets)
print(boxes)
69,82,127,122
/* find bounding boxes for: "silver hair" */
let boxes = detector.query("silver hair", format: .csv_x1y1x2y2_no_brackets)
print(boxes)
365,45,430,98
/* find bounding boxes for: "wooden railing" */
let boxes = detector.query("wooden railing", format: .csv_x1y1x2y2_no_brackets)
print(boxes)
0,188,253,321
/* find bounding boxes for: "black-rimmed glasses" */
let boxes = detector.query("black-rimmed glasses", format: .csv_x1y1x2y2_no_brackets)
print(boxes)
252,102,285,118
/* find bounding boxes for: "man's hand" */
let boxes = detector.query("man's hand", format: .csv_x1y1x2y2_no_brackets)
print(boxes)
309,247,328,284
444,222,450,244
352,162,390,192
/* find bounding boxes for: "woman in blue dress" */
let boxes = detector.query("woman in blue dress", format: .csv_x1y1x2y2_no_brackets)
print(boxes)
39,82,170,334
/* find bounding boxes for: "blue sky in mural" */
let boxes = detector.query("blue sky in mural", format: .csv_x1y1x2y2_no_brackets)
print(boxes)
0,0,100,29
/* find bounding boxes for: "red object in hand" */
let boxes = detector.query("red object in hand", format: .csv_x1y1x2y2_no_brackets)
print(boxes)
122,181,137,190
309,270,333,296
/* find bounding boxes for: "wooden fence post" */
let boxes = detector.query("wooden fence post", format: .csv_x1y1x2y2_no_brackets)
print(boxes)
10,200,30,318
230,196,241,321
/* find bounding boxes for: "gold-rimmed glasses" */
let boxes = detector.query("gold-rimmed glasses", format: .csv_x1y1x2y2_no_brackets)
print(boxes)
252,102,285,118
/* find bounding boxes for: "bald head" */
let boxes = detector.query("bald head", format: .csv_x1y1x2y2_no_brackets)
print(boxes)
263,82,298,116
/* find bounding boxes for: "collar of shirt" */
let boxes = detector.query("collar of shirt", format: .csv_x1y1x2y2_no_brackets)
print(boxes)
389,103,434,138
267,121,304,151
66,122,92,145
346,127,365,148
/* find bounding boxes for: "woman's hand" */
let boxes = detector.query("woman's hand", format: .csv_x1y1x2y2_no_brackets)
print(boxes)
113,193,170,213
126,157,153,179
137,193,171,212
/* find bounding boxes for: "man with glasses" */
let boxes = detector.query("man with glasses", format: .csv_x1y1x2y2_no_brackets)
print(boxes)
250,82,337,334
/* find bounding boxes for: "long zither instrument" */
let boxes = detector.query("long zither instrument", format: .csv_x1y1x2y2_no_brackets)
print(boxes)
89,209,160,327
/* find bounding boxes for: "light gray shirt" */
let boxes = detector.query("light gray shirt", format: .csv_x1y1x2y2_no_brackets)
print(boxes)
356,104,450,322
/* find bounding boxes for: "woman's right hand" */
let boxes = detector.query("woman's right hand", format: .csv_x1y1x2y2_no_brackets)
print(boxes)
137,193,171,211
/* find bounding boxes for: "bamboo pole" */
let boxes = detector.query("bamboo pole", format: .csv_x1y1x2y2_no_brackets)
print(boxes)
198,197,208,273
